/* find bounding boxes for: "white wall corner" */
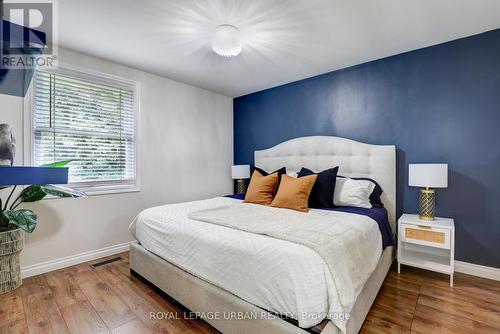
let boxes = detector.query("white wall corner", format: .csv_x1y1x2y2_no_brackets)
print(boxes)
455,260,500,282
21,241,137,278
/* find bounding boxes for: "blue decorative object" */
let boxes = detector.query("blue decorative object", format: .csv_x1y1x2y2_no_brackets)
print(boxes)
0,166,68,186
0,162,85,234
0,20,46,97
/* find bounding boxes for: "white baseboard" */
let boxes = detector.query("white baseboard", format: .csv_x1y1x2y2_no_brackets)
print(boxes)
21,241,136,279
455,260,500,281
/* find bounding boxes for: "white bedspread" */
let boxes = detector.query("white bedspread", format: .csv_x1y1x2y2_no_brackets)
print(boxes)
130,197,382,332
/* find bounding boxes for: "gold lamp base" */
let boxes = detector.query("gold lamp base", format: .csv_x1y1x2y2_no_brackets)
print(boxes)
236,179,246,195
419,187,435,221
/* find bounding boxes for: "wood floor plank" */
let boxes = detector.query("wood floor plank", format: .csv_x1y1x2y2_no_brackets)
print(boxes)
97,262,157,297
365,304,413,329
184,320,220,334
418,294,500,330
381,275,420,294
360,317,411,334
453,272,500,292
111,258,131,277
411,303,475,334
95,272,187,334
420,282,500,309
66,263,101,287
373,286,418,314
366,266,500,334
21,275,51,297
473,320,500,334
111,319,153,334
0,289,29,334
60,300,110,334
79,278,135,329
22,290,70,334
45,270,87,308
93,262,127,283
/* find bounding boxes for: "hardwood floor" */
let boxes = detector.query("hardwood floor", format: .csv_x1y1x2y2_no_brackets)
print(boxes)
1,253,499,334
360,266,500,334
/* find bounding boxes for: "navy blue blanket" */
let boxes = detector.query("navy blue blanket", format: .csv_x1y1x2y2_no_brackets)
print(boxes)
224,194,394,249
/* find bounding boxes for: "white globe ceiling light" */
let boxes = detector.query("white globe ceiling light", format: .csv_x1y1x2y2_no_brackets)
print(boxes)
212,24,242,57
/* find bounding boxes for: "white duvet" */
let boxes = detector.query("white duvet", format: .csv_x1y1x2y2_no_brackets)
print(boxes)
130,197,382,332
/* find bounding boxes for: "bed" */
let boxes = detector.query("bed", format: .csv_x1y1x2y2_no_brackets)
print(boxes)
129,136,396,334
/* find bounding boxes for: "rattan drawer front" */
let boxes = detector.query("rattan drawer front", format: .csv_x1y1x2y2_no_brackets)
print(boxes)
405,228,444,244
400,223,450,249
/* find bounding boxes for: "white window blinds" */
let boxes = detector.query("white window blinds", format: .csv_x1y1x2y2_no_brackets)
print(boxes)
32,69,136,189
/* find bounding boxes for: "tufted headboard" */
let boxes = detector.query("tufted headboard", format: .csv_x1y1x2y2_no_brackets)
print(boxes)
254,136,396,231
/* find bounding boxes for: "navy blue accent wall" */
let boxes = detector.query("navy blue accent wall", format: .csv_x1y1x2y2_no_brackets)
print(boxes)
234,29,500,268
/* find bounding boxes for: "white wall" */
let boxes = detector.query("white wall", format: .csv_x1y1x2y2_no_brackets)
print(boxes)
0,48,233,270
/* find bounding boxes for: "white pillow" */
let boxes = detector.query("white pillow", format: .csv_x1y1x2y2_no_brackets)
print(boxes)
333,178,375,208
287,171,298,178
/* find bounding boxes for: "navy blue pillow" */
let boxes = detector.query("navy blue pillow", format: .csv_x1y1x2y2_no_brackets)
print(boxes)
337,176,384,207
254,167,287,191
298,167,339,208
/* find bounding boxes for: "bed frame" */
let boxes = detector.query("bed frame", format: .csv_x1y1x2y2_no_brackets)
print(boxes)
130,136,396,334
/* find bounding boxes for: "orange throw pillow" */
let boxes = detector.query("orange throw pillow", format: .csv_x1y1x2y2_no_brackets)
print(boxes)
244,170,279,205
271,174,318,212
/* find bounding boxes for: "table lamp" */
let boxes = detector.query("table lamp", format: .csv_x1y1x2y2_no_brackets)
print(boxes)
409,164,448,221
231,165,250,194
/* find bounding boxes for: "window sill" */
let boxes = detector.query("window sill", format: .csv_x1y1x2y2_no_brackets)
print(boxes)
78,186,141,197
41,185,140,199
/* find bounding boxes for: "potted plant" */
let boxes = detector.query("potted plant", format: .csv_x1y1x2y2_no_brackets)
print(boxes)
0,161,86,294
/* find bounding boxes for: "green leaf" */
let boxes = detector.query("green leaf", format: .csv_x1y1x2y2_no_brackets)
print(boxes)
17,185,47,203
42,160,73,168
3,209,37,233
40,184,87,198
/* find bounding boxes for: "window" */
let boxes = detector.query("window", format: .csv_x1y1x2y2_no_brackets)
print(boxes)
30,66,138,194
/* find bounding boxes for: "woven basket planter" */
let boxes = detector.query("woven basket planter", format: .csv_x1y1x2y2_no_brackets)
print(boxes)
0,227,24,294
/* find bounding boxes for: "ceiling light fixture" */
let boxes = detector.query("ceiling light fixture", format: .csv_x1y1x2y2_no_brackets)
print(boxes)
212,24,242,58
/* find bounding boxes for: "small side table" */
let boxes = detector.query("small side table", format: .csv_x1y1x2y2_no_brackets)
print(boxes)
397,214,455,286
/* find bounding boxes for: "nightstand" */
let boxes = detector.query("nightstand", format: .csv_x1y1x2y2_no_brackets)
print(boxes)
397,214,455,286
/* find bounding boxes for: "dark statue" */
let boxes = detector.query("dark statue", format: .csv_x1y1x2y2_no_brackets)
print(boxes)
0,124,15,166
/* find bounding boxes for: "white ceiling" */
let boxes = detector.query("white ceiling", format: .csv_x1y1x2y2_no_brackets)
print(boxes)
59,0,500,97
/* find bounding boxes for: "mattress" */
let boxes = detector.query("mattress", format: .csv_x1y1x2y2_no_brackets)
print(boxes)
130,197,382,330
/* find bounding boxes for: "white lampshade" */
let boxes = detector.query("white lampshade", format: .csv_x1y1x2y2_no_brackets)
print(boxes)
231,165,250,179
409,164,448,188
